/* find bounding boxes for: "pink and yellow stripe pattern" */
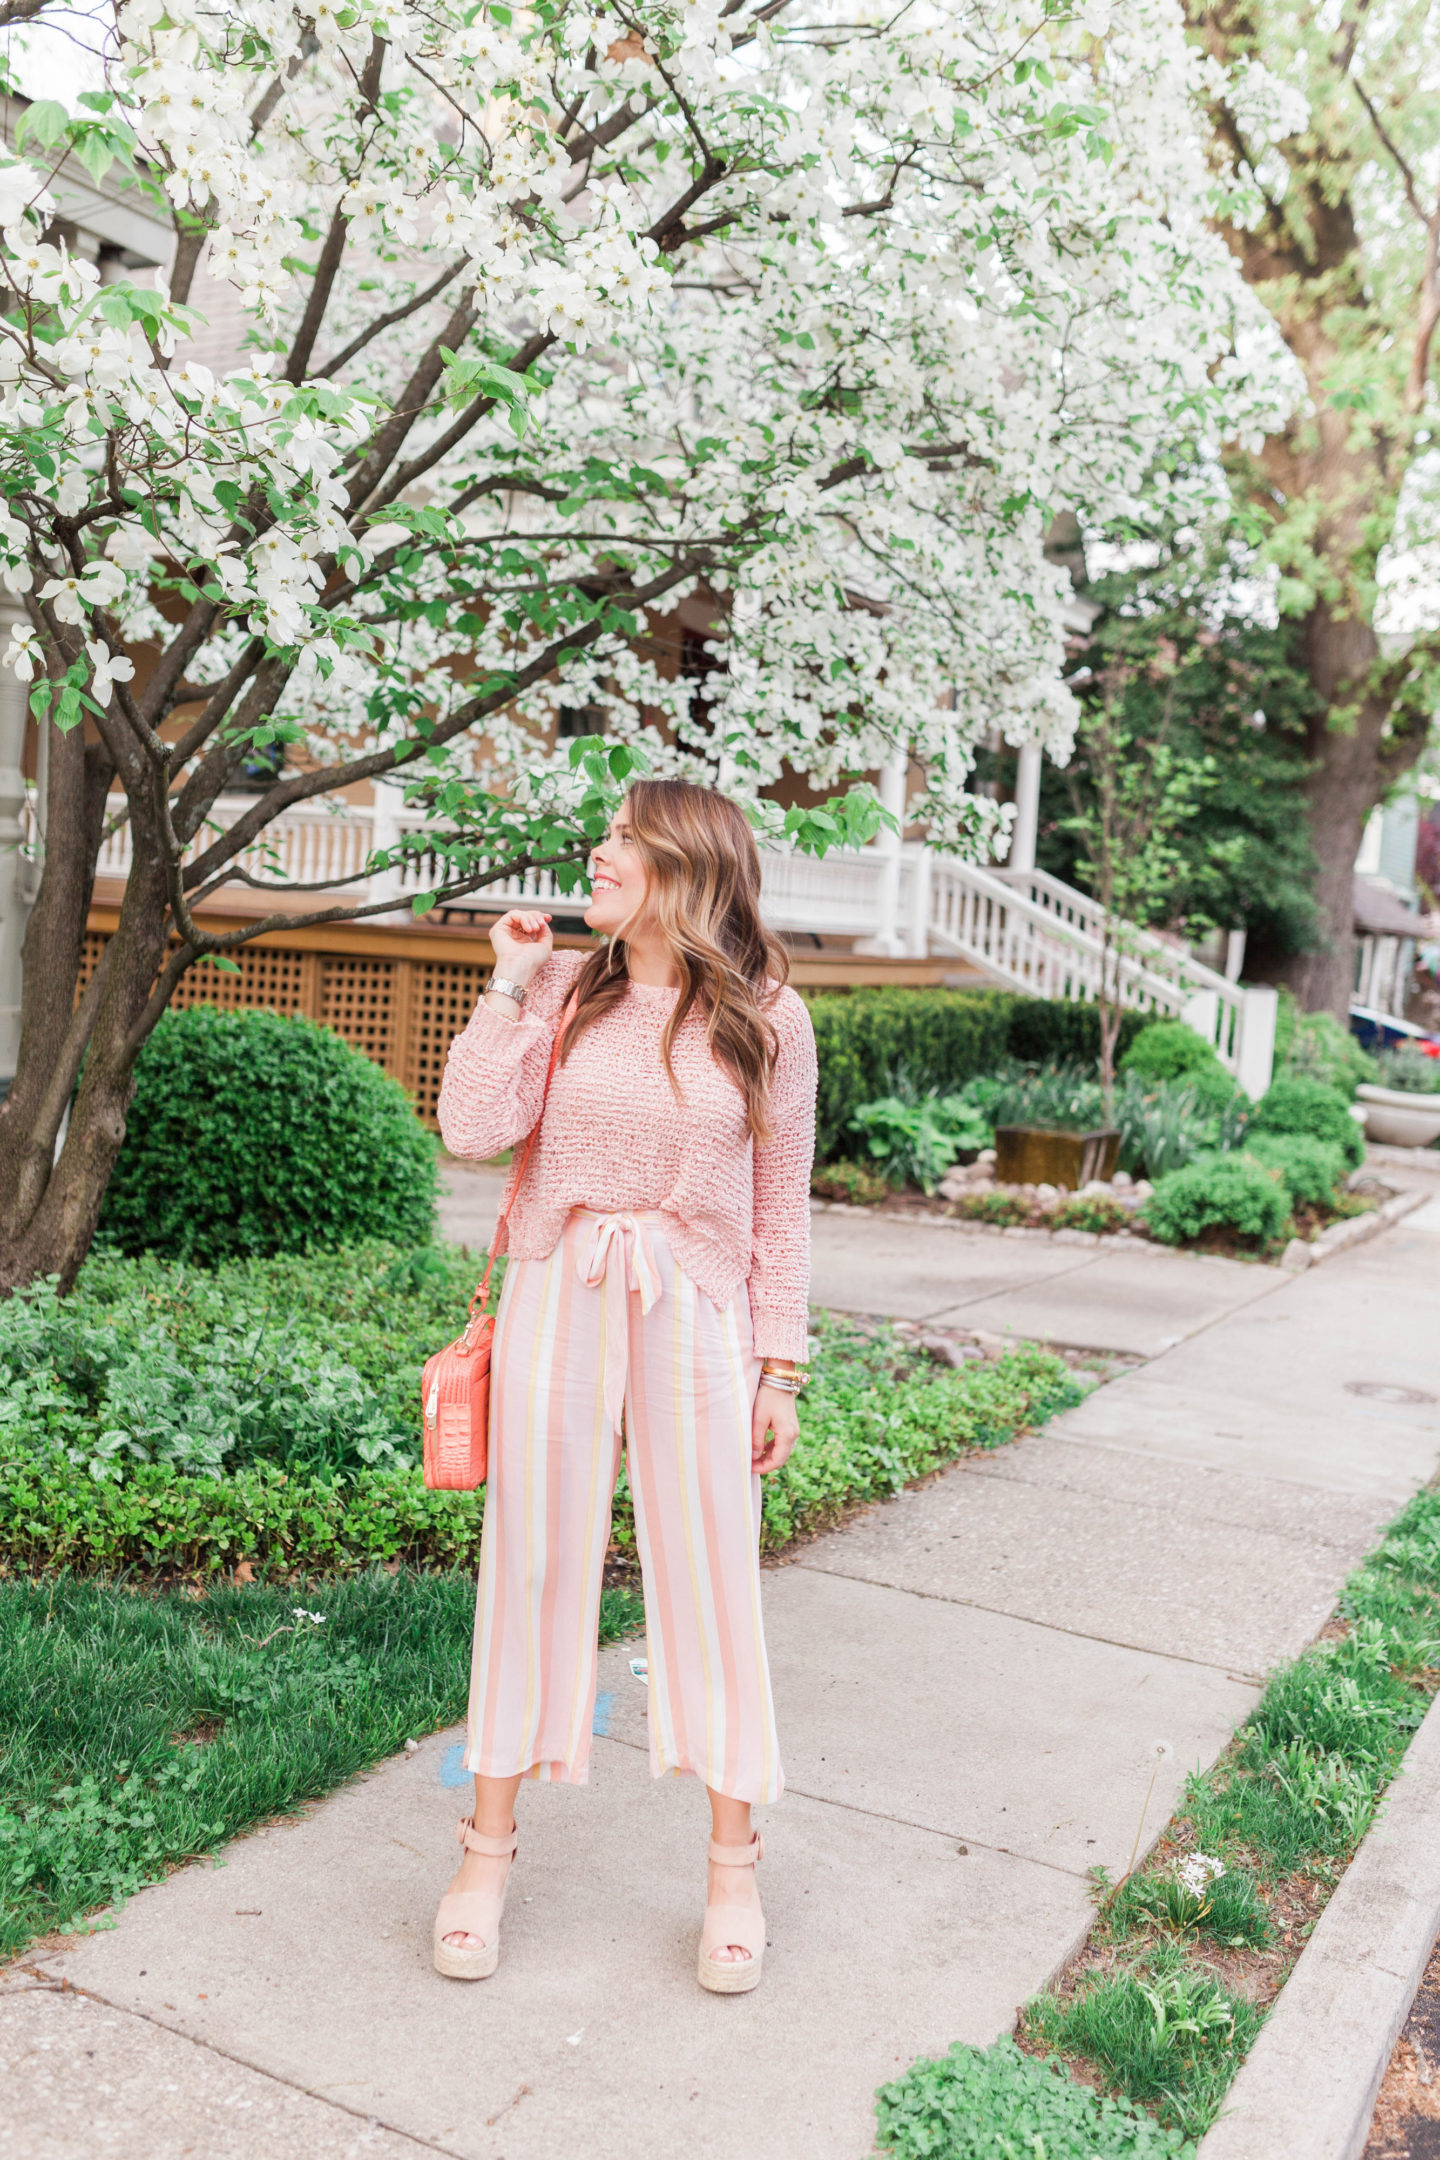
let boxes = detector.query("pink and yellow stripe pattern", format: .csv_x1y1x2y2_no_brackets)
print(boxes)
461,1208,784,1805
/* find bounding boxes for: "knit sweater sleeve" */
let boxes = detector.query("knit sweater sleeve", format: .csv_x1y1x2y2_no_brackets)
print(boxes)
436,950,584,1161
747,987,817,1362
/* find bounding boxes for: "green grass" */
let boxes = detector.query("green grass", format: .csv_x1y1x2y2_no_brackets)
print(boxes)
0,1571,644,1957
881,1487,1440,2151
1025,1952,1263,2144
1100,1863,1271,1952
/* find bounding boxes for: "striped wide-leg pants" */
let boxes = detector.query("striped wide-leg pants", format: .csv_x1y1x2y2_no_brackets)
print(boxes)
461,1208,784,1805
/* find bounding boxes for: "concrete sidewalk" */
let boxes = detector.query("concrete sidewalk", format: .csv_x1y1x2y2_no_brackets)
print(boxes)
9,1200,1440,2160
438,1158,1290,1357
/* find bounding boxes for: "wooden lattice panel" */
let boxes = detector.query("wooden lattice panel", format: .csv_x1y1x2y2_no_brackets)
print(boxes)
169,943,311,1017
74,931,496,1127
320,954,397,1067
410,957,491,1121
77,931,109,995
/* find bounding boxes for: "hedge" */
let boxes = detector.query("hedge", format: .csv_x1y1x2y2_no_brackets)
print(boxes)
804,988,1157,1160
0,1334,1080,1578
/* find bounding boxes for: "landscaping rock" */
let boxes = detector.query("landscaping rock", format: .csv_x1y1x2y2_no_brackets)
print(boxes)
918,1335,986,1368
1281,1238,1313,1271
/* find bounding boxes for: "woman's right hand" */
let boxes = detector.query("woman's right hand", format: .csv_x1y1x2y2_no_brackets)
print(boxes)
488,909,553,986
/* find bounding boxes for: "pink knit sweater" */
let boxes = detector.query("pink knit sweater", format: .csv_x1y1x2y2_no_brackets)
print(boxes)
436,950,818,1359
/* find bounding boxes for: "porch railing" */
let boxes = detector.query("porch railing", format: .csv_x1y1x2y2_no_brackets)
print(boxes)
73,793,1277,1091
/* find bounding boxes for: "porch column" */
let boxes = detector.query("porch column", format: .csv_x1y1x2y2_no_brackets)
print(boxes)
860,753,907,957
1009,741,1042,873
1236,984,1278,1101
366,780,405,913
0,596,31,1089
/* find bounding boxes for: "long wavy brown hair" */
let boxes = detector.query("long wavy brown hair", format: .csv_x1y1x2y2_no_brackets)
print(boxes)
561,778,789,1140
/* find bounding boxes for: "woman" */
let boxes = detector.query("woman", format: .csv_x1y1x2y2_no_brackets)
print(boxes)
432,777,817,1995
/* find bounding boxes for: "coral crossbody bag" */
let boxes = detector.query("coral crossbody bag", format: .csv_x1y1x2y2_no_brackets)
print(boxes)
421,996,574,1492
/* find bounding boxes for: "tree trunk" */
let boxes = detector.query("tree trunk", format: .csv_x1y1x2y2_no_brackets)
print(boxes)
0,796,171,1293
1274,603,1428,1021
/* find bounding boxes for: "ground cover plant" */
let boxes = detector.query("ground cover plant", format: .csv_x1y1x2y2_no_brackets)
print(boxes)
875,2036,1191,2160
879,1487,1440,2149
0,1570,645,1957
0,1257,1081,1577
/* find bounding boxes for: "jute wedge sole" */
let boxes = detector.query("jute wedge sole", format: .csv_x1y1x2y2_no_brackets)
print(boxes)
433,1818,517,1981
697,1832,765,1995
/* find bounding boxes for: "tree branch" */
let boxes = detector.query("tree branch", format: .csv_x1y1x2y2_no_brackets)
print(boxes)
1347,72,1426,225
283,35,386,384
312,255,466,379
178,552,707,888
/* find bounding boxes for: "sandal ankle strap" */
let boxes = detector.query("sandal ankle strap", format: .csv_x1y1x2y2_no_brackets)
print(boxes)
456,1817,518,1858
708,1833,763,1868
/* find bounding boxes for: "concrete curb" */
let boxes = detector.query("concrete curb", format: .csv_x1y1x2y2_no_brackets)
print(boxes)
1283,1185,1432,1271
1197,1686,1440,2160
1365,1142,1440,1176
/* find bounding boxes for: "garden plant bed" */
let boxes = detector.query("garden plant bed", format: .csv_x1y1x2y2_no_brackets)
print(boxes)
0,1253,1083,1580
875,1489,1440,2155
813,1177,1392,1260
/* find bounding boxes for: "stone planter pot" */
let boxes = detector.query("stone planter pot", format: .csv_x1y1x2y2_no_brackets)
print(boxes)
1356,1083,1440,1148
993,1126,1121,1190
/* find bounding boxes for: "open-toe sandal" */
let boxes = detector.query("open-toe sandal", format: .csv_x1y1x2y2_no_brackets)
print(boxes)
698,1833,765,1995
433,1818,517,1981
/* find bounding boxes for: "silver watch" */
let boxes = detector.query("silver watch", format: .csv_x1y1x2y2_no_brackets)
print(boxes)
488,974,530,1006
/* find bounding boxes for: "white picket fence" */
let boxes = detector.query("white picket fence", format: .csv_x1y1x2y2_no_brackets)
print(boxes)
81,793,1277,1092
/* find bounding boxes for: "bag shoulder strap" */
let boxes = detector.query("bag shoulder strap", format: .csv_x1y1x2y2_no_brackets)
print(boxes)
467,989,577,1322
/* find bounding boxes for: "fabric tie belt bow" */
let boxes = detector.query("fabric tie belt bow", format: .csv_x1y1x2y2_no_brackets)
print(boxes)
576,1210,662,1435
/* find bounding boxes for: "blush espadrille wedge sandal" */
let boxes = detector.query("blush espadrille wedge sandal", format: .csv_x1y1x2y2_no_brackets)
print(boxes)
433,1819,517,1980
697,1833,765,1994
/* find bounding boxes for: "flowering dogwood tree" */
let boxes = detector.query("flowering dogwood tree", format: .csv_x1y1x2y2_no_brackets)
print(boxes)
0,0,1281,1289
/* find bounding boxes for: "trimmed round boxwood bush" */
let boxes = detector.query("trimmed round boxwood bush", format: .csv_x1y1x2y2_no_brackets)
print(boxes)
98,1005,438,1263
1120,1019,1240,1115
1120,1018,1219,1083
1251,1073,1365,1170
1142,1154,1289,1248
1241,1132,1345,1207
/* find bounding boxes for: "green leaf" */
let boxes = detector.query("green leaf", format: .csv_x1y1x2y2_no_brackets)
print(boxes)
411,891,439,917
15,100,69,150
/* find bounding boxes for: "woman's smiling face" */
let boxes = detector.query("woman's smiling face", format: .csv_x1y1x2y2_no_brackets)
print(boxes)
584,800,652,936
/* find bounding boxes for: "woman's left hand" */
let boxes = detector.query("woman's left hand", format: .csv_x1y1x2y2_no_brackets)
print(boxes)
752,1382,800,1475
